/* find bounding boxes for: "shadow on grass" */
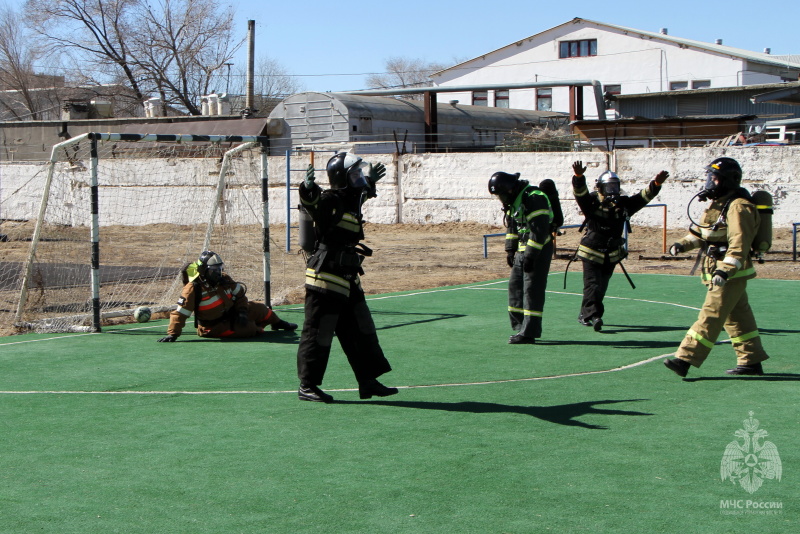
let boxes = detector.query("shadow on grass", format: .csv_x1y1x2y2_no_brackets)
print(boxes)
684,373,800,383
107,329,300,344
344,398,652,430
536,339,677,349
369,311,467,331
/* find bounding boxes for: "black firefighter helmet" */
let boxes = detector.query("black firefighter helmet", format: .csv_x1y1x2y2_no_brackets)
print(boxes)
326,152,367,190
702,157,742,199
488,172,521,205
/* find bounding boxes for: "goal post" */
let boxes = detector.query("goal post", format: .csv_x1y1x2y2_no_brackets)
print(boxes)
11,132,274,333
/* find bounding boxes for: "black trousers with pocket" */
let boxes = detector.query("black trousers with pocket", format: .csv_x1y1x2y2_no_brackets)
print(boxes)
296,284,392,387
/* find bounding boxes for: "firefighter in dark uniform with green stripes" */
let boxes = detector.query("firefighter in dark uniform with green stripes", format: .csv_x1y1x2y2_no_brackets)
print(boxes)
489,172,562,344
571,161,668,331
294,152,398,403
664,157,769,377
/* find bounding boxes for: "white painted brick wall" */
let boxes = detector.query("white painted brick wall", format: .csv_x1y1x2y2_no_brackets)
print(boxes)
2,146,798,228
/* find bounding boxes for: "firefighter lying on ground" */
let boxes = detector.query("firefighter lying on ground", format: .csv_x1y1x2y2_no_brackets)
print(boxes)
571,161,668,331
157,251,296,342
664,157,769,377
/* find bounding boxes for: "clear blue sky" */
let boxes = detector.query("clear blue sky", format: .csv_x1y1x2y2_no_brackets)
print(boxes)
4,0,798,93
231,0,798,92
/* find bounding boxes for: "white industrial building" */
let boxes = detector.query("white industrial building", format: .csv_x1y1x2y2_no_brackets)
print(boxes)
432,17,800,119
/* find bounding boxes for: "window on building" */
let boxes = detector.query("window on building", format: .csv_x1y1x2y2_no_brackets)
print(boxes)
670,81,689,91
495,90,509,108
559,39,597,58
691,80,711,89
603,84,621,110
536,88,552,111
472,91,488,106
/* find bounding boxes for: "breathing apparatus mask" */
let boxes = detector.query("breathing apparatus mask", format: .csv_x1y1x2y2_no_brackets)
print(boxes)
596,171,621,206
687,157,744,228
697,157,742,201
346,164,369,189
197,250,224,286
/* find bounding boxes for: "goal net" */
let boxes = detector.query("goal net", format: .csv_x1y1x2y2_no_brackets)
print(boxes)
3,133,282,333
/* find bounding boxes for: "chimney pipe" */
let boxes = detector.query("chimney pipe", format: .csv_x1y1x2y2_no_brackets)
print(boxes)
660,28,668,35
764,47,771,54
715,38,723,45
246,20,255,112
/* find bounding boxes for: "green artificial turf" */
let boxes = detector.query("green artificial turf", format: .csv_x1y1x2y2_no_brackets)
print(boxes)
0,274,796,532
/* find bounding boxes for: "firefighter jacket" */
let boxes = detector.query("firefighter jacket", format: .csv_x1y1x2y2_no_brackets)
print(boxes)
167,274,249,336
504,182,554,259
676,190,760,285
572,175,661,264
299,182,373,299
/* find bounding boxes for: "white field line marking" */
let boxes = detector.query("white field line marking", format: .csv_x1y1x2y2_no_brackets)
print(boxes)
0,354,670,395
0,279,699,348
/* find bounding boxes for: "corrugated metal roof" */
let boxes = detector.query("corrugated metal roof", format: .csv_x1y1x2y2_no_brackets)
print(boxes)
617,82,800,100
571,114,756,126
118,118,269,136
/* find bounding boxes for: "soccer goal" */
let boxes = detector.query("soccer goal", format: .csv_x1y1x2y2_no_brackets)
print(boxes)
6,133,276,333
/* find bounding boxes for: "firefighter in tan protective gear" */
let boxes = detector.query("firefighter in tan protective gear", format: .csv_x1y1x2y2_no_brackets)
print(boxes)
157,251,296,342
664,157,769,377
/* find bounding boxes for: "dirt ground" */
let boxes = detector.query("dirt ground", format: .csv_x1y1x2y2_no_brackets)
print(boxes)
321,223,800,300
3,221,797,335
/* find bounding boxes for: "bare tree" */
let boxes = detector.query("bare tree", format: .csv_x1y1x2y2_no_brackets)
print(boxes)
132,0,242,115
226,57,303,115
25,0,148,109
366,57,449,99
24,0,243,115
0,4,58,120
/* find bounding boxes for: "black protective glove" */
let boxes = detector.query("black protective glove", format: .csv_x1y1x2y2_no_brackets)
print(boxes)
523,250,539,273
506,251,516,268
157,334,178,343
572,160,586,177
304,164,316,189
368,163,386,183
236,309,249,327
669,242,684,256
654,170,669,186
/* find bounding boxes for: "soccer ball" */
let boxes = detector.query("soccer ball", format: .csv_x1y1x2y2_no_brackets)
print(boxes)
133,306,152,323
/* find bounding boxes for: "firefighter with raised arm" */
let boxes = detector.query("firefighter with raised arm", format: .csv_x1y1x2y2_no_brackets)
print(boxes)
489,172,562,344
157,251,296,342
294,153,398,403
664,157,769,377
571,161,668,331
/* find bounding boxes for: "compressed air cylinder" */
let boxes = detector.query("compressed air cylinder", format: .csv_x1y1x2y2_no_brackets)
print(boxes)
750,190,773,257
298,205,316,252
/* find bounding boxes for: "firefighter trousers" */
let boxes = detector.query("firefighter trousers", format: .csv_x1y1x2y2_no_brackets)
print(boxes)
508,241,553,339
296,284,392,386
197,302,277,338
579,258,617,322
675,277,768,367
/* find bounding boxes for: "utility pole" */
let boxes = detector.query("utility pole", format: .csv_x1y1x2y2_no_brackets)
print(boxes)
225,63,233,94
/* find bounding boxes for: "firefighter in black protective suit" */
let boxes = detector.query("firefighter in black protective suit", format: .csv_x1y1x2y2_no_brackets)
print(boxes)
295,152,398,403
489,172,562,344
571,161,669,331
